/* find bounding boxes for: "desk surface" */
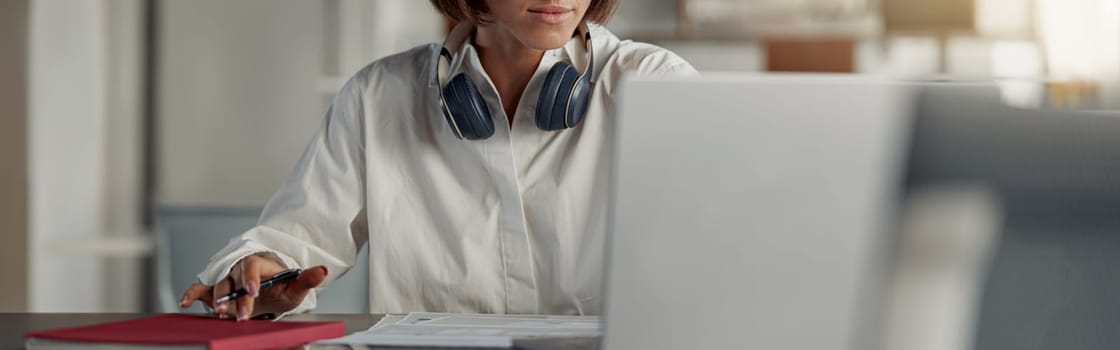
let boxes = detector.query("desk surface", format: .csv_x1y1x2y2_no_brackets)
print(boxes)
0,313,598,350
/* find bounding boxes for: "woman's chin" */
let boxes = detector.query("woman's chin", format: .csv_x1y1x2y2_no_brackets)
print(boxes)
520,32,578,51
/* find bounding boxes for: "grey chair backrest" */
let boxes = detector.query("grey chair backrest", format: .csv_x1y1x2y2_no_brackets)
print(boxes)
156,207,370,314
906,90,1120,349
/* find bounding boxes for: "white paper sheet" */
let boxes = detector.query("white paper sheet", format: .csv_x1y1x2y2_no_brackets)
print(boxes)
316,312,601,348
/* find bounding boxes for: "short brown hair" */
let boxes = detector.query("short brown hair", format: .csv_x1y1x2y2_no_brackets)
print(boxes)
430,0,618,25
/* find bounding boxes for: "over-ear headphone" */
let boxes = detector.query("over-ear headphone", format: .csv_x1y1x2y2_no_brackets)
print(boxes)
435,22,595,140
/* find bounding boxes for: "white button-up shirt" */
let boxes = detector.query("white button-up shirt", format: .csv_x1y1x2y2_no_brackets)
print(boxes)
198,23,698,315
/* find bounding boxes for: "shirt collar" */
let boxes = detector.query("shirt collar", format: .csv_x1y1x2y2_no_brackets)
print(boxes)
442,22,591,85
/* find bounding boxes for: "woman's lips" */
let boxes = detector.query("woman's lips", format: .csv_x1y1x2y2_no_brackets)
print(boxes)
528,6,573,24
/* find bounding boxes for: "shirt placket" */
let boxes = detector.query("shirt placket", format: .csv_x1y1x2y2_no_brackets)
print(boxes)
469,63,541,315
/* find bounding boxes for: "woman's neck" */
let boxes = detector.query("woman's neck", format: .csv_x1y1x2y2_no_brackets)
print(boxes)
473,25,545,126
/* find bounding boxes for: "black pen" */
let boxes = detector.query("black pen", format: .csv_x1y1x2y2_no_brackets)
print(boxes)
215,268,302,304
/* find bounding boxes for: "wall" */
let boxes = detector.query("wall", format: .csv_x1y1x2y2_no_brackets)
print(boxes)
156,0,442,207
157,0,331,207
28,0,106,312
102,0,146,312
0,0,30,313
609,0,678,38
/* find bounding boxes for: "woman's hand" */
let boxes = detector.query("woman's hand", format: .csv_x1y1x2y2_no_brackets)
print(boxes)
179,254,328,321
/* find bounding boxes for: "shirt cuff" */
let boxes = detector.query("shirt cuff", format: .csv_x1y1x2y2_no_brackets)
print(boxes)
195,239,318,316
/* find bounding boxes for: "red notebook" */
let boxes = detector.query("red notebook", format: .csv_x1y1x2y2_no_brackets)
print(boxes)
25,314,345,350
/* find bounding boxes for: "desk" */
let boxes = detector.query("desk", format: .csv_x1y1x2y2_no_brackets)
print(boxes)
0,313,599,350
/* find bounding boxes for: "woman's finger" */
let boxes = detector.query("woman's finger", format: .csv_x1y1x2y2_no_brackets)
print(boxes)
179,283,211,308
212,276,235,315
238,259,262,321
277,266,329,306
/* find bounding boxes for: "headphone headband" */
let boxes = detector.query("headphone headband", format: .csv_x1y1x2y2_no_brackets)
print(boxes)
435,47,465,139
565,26,594,128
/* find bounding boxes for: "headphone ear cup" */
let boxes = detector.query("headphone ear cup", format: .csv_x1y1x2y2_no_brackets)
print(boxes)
443,74,495,140
536,62,581,131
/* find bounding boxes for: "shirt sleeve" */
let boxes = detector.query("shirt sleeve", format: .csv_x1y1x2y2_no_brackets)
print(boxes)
631,45,701,78
196,76,370,316
651,60,700,77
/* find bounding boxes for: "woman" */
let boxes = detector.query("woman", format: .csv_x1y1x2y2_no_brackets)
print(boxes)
180,0,697,321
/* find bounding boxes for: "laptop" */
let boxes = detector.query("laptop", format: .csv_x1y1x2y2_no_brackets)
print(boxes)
602,75,916,350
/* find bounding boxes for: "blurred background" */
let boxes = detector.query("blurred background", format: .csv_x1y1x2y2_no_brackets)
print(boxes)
0,0,1118,320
